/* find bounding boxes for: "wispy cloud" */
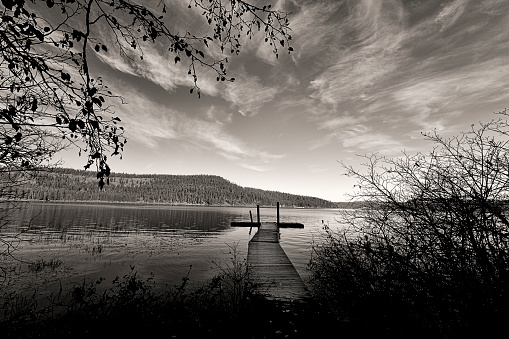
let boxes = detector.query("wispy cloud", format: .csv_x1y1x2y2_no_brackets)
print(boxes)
341,132,405,155
306,164,328,173
112,93,178,149
94,42,195,92
239,163,272,172
368,57,509,133
205,106,232,125
109,82,284,166
305,0,407,105
318,116,366,130
435,0,468,32
288,0,345,64
223,68,279,116
333,124,407,155
288,0,509,155
95,36,281,117
180,118,285,165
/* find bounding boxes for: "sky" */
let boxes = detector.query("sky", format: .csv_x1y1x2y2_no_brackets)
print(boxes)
57,0,509,202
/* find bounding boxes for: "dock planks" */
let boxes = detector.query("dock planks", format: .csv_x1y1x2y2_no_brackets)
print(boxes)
247,222,308,301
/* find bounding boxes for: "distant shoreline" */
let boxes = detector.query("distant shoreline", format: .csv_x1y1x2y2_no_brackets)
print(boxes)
7,199,339,209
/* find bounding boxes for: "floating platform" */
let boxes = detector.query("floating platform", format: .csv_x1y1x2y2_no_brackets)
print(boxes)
230,221,304,228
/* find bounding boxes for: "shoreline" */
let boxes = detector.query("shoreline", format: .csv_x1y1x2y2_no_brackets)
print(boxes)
4,199,333,209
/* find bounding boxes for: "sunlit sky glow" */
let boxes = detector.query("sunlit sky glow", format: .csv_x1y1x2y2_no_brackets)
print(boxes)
57,0,509,202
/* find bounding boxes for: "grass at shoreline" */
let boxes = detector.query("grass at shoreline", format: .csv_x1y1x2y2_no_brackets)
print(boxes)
0,242,335,338
0,268,337,339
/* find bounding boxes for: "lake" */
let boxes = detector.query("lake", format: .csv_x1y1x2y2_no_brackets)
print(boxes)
0,202,343,298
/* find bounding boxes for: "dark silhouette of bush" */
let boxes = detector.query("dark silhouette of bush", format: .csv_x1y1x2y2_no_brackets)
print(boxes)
309,114,509,337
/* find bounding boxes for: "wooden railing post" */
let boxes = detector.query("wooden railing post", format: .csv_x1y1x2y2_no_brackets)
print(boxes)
277,201,280,226
257,204,260,226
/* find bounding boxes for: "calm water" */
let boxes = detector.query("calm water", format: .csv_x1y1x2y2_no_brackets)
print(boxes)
0,202,343,297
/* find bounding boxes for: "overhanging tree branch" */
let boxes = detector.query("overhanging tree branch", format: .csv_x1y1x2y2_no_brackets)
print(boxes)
0,0,293,188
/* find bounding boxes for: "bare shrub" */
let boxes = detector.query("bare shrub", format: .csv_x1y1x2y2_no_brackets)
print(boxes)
309,115,509,337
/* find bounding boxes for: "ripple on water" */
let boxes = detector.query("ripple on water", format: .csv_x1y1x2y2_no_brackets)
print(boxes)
1,204,344,297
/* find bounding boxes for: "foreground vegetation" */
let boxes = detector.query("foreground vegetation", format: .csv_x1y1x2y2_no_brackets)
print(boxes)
1,264,334,339
309,117,509,338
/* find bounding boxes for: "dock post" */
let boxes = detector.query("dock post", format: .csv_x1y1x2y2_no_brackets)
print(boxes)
249,210,253,222
257,204,260,225
277,201,280,226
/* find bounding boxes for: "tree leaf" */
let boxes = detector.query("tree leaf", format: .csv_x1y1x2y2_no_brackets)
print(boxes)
92,97,102,107
69,120,77,132
34,29,44,42
31,98,38,112
90,120,100,130
72,29,82,42
1,0,15,10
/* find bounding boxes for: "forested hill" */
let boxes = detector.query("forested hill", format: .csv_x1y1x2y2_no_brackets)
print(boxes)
14,168,336,208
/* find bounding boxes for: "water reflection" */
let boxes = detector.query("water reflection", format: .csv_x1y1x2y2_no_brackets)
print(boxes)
0,202,342,296
6,203,246,231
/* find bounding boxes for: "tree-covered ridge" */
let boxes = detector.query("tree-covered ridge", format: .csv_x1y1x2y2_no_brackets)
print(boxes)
13,168,336,208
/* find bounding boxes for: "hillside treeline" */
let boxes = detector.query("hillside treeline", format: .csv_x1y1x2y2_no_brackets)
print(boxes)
11,168,336,208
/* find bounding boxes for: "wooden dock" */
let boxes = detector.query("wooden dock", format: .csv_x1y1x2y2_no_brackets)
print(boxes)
247,222,308,301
